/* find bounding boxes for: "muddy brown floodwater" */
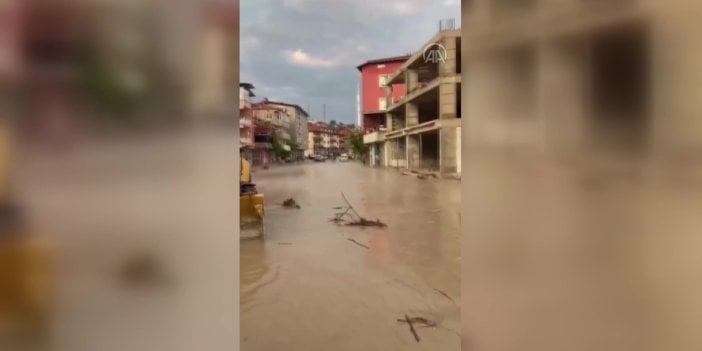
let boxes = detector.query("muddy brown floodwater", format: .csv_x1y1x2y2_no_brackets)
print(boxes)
241,162,461,351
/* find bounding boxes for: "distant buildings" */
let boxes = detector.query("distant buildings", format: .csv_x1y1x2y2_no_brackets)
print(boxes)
306,121,352,158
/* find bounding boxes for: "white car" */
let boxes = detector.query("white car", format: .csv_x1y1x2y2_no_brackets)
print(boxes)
338,154,349,162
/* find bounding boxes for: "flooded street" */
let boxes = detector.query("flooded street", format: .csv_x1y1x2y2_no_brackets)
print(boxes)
241,162,461,350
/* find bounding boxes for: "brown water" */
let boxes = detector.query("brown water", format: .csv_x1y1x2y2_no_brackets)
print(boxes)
241,162,461,351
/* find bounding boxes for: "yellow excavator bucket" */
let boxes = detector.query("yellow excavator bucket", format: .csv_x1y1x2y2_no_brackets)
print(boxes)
240,194,264,239
240,156,264,239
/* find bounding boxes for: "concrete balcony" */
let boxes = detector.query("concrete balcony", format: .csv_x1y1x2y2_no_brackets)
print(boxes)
363,131,386,144
385,118,461,140
240,117,253,128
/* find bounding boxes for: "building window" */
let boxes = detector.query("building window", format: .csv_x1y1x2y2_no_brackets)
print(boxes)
379,74,389,87
378,97,387,111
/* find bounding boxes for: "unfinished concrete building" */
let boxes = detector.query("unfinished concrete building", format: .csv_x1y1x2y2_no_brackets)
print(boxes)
463,0,702,158
382,29,462,174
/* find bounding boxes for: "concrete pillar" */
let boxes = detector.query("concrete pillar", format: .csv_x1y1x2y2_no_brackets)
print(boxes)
406,69,419,93
456,127,461,174
406,102,418,126
407,135,420,169
440,127,458,173
439,37,458,77
439,81,458,120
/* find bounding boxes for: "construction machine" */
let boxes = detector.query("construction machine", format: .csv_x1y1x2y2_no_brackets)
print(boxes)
240,150,264,239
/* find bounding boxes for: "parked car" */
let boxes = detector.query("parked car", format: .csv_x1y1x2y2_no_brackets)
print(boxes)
314,155,326,162
338,154,349,162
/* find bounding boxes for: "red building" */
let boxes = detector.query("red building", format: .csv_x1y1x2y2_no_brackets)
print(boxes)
356,55,409,133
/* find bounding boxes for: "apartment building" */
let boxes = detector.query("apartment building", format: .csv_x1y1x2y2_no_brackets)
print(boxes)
357,56,409,133
463,0,702,157
306,121,338,158
251,103,292,144
260,100,309,160
379,29,461,174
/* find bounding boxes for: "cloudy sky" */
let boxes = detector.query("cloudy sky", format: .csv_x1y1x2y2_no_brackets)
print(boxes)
240,0,461,125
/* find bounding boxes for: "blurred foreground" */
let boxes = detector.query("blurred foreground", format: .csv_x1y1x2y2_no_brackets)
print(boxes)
462,1,702,350
0,0,238,349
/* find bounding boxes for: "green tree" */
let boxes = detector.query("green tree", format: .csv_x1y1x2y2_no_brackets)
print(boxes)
271,134,291,160
350,131,368,161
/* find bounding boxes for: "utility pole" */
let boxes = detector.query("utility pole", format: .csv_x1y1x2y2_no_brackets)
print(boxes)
323,104,326,123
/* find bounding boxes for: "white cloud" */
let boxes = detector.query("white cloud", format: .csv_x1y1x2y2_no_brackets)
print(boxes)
285,49,340,68
282,0,422,18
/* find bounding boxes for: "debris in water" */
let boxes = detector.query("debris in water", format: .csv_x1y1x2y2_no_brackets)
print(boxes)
402,314,421,342
332,206,345,210
417,175,427,180
346,218,387,228
282,198,301,209
434,288,455,303
277,242,294,246
397,316,438,328
331,192,388,228
347,238,369,249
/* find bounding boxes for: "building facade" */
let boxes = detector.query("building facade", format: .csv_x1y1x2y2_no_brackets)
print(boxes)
306,121,339,158
357,56,409,134
362,30,461,174
259,100,309,160
251,103,292,146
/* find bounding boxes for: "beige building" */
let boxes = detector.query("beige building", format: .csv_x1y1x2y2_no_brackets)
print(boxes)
373,29,461,174
251,104,292,145
260,100,309,160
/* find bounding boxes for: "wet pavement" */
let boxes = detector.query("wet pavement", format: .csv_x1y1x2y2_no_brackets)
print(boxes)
241,161,461,351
